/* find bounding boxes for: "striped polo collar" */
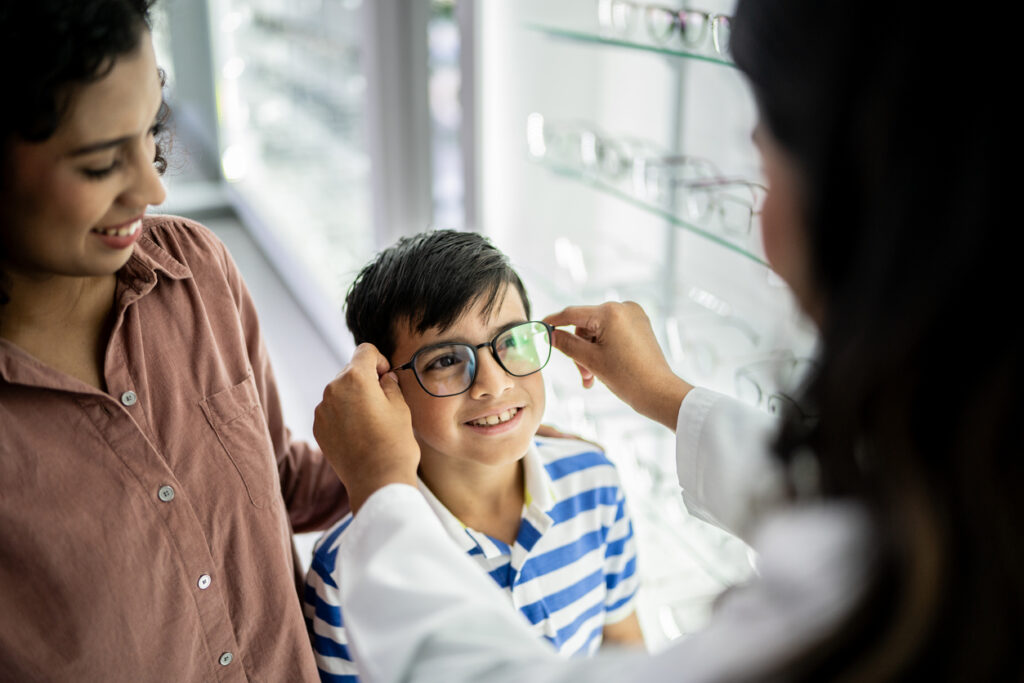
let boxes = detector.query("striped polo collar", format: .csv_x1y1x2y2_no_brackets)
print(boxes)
417,441,558,560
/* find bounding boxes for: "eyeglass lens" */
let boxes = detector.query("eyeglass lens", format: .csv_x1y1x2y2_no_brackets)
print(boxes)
645,7,707,47
412,322,553,397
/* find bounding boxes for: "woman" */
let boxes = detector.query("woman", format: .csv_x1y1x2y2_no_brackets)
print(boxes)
0,1,346,678
310,0,1021,680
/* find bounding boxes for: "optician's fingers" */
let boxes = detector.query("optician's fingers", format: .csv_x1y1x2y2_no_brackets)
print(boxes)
546,301,645,369
379,370,406,403
347,342,392,380
574,361,596,389
550,327,599,366
315,347,419,513
543,305,606,337
546,302,692,430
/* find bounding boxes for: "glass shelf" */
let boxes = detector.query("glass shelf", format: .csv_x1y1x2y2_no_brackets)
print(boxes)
524,22,736,69
532,158,768,267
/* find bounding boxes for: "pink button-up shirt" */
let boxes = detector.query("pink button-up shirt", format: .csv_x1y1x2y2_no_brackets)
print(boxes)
0,215,347,681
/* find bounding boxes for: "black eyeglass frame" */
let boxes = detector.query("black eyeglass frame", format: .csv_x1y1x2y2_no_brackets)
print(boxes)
394,321,556,398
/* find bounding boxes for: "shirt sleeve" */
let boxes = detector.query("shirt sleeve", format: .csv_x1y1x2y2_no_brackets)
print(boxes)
219,237,349,532
338,484,871,683
674,387,787,540
602,485,639,624
304,519,362,682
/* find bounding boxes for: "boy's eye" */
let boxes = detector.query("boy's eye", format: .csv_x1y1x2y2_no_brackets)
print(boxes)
497,332,525,352
422,352,466,373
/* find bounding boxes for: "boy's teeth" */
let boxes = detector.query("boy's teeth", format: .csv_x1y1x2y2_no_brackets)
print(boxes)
471,407,518,427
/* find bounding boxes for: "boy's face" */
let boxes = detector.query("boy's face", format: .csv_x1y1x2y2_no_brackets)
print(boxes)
390,285,546,474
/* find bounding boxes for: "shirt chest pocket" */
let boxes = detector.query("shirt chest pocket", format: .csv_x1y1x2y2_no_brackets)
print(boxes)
200,373,278,508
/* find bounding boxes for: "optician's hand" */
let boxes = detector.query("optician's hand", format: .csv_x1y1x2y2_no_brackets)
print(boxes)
543,301,693,431
313,343,420,513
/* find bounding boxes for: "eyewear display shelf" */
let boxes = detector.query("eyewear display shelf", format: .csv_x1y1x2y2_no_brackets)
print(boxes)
477,0,818,654
526,22,735,69
532,160,768,267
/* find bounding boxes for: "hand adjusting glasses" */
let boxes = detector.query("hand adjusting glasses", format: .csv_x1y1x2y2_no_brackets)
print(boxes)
395,321,555,398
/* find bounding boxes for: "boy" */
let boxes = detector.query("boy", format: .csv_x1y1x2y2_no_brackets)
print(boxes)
303,230,643,681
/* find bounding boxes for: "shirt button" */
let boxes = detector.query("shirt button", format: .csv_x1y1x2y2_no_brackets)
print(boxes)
219,652,233,666
157,485,175,502
197,574,212,590
120,390,138,407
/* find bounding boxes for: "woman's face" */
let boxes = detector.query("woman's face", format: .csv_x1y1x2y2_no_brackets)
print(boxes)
0,31,166,282
754,124,821,321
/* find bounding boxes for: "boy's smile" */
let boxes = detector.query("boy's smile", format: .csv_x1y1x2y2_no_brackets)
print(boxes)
465,405,522,430
390,285,546,482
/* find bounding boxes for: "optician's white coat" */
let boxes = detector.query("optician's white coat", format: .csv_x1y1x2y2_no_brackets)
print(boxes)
336,387,871,683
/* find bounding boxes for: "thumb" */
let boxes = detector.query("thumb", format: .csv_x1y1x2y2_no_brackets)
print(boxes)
379,371,406,402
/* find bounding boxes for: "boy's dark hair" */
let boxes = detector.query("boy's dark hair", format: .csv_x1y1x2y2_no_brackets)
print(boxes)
345,230,531,361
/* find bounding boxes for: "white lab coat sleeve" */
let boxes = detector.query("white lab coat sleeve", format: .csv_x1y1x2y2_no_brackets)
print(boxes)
338,484,871,683
337,483,629,683
675,387,788,539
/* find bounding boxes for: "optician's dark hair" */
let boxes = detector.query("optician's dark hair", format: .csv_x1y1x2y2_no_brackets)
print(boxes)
731,0,1020,680
345,230,532,361
0,0,168,304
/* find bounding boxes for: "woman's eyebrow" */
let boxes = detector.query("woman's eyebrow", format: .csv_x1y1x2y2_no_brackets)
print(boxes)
68,135,134,157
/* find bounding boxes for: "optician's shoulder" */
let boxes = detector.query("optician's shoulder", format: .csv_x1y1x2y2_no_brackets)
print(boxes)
137,214,236,278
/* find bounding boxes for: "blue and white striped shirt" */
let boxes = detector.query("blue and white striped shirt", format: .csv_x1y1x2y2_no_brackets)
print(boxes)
303,436,639,682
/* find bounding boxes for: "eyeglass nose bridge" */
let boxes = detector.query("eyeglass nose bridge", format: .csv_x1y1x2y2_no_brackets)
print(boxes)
471,337,523,378
465,339,519,395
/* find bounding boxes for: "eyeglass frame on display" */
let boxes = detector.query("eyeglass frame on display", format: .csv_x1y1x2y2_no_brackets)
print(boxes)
734,352,819,420
394,321,556,398
597,0,732,58
527,114,666,184
527,114,769,258
635,157,767,237
676,177,767,238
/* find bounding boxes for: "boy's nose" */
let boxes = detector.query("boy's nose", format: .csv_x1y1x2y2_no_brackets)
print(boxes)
469,350,514,398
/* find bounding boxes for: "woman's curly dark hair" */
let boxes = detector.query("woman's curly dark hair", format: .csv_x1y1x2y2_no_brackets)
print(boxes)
0,0,168,304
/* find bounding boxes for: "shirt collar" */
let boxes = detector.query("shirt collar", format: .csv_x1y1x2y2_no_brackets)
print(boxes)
417,441,558,560
0,220,191,388
117,224,192,302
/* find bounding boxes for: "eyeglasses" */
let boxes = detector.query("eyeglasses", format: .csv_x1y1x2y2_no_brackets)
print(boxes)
635,158,766,237
645,5,732,56
526,114,663,183
597,0,733,57
734,353,818,419
632,154,719,201
681,178,766,238
395,321,555,398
